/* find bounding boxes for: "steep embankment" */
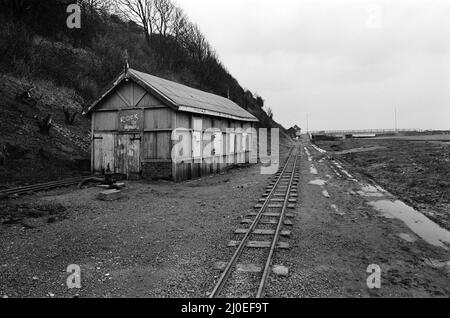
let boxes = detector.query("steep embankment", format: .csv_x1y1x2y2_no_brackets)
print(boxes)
0,73,290,186
0,75,91,186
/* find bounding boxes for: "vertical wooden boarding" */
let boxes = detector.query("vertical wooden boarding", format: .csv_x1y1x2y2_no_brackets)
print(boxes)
102,134,115,172
116,134,141,179
91,112,95,173
116,134,128,176
128,136,141,179
93,133,115,173
93,137,103,172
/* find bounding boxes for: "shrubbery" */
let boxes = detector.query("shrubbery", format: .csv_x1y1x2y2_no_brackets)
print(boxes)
0,0,268,116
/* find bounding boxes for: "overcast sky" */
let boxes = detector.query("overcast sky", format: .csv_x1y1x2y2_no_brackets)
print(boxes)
178,0,450,131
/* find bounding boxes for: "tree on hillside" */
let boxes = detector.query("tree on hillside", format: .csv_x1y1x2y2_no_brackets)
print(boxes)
170,7,187,42
0,0,276,129
117,0,154,43
256,95,264,108
266,107,273,119
153,0,174,37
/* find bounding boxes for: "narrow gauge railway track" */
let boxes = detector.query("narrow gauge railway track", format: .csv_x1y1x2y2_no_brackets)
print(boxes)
0,177,87,198
210,146,300,298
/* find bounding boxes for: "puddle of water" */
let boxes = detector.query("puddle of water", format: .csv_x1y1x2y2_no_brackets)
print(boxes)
322,190,330,198
357,184,386,197
329,166,342,178
397,233,417,243
368,200,450,249
304,147,312,161
311,144,326,153
331,204,345,215
332,160,357,181
310,165,318,175
303,147,310,155
309,179,326,186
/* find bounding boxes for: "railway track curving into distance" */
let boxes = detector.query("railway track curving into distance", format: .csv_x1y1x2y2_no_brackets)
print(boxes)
210,145,300,298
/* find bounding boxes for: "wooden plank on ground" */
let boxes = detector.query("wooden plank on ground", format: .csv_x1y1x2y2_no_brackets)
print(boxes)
247,212,294,218
234,228,291,236
241,218,293,226
227,240,290,249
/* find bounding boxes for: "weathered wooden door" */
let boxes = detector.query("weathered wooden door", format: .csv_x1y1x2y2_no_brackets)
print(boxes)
93,133,115,173
116,134,141,179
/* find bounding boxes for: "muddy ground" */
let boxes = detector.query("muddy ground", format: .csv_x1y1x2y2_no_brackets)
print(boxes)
315,137,450,230
0,158,286,298
0,138,448,298
267,139,449,297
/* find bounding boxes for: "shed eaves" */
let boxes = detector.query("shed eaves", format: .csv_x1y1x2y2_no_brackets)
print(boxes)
127,69,258,122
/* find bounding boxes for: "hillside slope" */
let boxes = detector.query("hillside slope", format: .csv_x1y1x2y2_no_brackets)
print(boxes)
0,73,290,186
0,75,91,186
0,1,290,185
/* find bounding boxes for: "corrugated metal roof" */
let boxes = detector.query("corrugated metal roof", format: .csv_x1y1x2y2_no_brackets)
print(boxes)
128,69,258,122
85,68,258,122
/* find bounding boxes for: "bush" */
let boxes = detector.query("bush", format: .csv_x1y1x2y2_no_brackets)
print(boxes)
0,19,32,73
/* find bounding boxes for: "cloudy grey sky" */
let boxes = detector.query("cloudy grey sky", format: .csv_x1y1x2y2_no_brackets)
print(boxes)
178,0,450,131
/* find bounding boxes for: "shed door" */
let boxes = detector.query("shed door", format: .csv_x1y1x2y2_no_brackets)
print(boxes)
93,133,115,173
116,134,141,179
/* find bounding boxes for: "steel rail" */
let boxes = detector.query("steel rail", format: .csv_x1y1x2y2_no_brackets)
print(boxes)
0,177,83,192
0,177,86,196
256,150,298,297
209,147,296,298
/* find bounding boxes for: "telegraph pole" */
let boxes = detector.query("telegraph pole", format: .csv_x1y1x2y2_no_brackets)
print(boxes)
394,107,398,133
306,113,309,133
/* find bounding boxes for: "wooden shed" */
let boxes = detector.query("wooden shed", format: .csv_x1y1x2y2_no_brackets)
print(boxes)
84,68,259,182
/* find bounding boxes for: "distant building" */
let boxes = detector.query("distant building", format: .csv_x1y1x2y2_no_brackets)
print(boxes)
287,125,301,139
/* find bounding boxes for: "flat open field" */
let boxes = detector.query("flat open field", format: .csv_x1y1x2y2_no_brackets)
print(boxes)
315,136,450,230
372,134,450,143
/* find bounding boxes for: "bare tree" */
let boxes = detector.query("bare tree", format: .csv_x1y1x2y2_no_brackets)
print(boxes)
116,0,154,43
170,6,188,41
266,107,273,119
81,0,113,12
153,0,175,37
184,23,210,62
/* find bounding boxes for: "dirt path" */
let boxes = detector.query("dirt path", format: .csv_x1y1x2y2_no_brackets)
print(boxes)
266,138,449,297
0,152,290,298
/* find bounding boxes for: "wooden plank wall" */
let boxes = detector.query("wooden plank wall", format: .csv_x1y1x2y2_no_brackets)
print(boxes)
92,81,173,176
172,114,254,182
92,80,255,181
